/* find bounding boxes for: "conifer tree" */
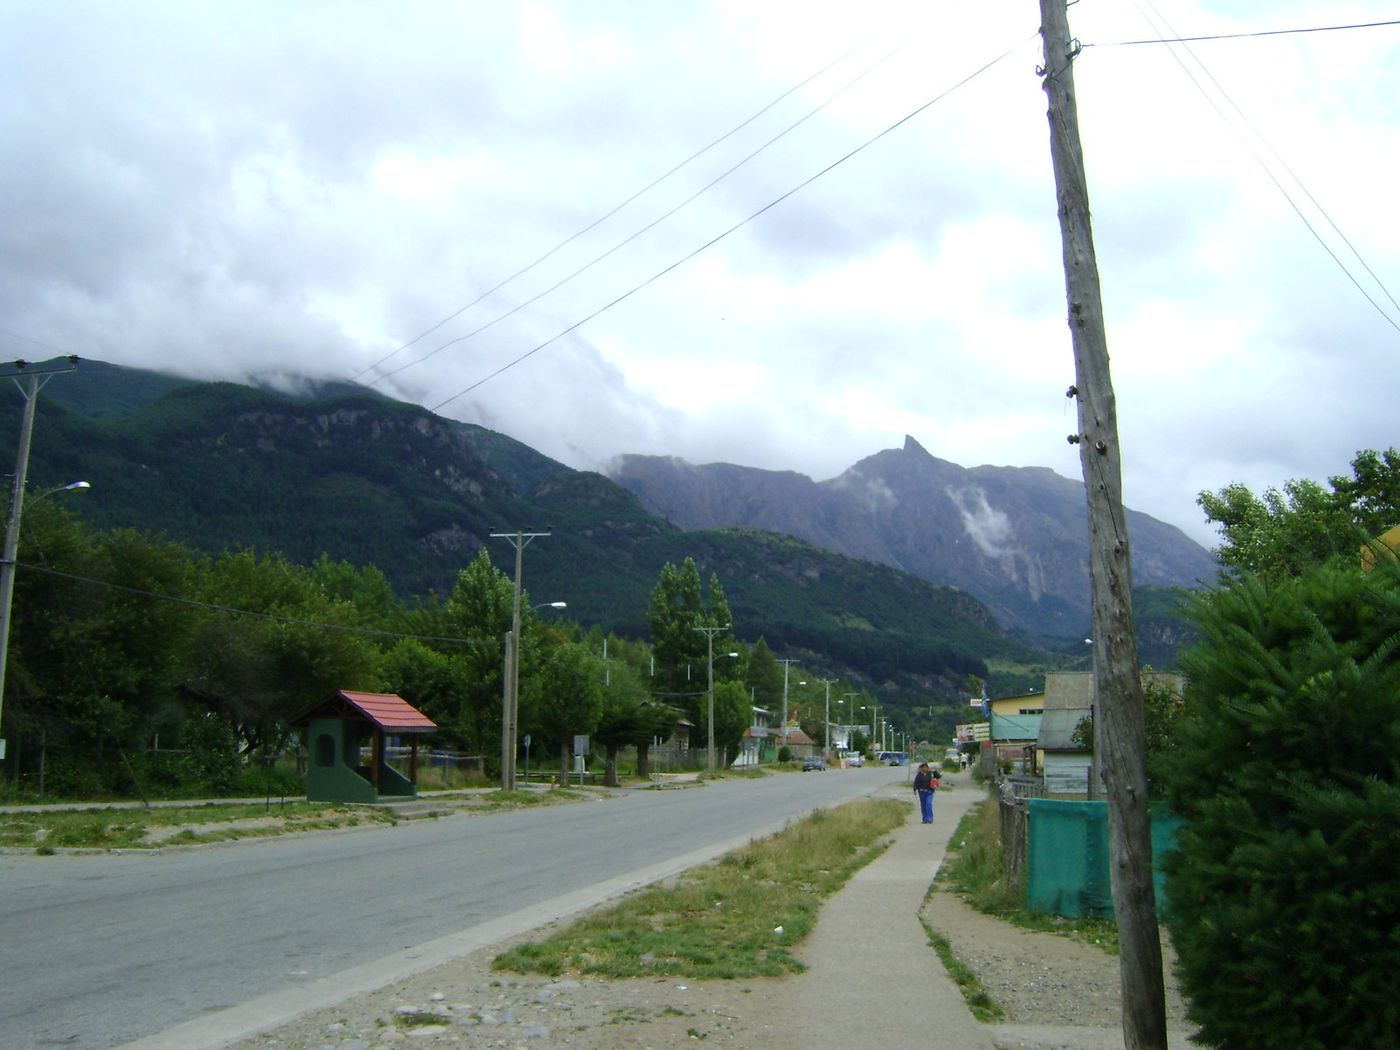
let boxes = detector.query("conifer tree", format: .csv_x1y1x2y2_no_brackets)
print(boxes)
1162,559,1400,1047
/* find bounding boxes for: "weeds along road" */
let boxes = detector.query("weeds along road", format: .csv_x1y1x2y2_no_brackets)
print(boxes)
0,765,909,1050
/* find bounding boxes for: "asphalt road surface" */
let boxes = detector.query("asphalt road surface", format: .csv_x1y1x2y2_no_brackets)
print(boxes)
0,766,909,1049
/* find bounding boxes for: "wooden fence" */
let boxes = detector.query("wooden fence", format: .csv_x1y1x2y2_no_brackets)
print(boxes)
996,774,1044,888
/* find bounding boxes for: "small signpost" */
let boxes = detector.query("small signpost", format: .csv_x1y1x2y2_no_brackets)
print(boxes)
573,734,588,786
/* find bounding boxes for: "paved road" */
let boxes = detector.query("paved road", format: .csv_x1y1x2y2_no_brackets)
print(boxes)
0,766,909,1049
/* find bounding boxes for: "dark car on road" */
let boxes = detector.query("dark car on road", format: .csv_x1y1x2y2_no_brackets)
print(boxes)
802,755,827,771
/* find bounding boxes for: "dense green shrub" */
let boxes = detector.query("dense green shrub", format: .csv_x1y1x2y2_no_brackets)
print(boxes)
171,717,244,795
31,754,110,799
1162,560,1400,1048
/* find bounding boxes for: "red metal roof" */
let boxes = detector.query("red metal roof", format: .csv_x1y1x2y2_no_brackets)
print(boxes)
296,690,437,733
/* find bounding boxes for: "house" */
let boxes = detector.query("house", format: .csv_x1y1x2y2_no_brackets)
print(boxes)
1036,672,1096,795
776,726,818,759
736,706,772,767
988,689,1045,773
1035,671,1184,796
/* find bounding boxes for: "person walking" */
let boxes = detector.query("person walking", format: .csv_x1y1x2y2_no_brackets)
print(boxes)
913,761,938,824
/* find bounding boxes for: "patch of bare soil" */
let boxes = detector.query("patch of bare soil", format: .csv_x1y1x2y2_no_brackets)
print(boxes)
228,893,1195,1050
921,882,1194,1046
228,934,788,1049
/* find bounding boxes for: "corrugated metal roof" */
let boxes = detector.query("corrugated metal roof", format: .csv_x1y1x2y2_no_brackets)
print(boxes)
991,712,1042,742
1038,707,1090,751
295,690,437,733
1044,672,1095,711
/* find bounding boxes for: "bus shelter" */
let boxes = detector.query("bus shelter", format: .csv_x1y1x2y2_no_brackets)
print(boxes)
295,690,437,803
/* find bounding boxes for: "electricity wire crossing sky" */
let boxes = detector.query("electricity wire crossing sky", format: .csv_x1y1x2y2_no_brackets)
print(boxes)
1,1,1396,546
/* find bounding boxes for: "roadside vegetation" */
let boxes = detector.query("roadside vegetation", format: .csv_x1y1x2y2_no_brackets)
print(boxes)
0,788,586,852
493,798,907,979
919,920,1004,1023
937,797,1119,954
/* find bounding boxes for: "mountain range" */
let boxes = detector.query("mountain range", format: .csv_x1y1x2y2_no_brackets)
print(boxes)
0,359,1210,706
608,438,1216,640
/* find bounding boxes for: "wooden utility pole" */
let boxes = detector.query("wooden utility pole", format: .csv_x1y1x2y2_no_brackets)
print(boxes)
1037,4,1167,1048
0,355,78,762
491,528,550,791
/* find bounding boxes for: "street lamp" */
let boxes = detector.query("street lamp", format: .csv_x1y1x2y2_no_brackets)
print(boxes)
491,529,552,792
815,678,834,758
693,625,732,772
0,479,90,757
0,355,79,762
507,600,567,787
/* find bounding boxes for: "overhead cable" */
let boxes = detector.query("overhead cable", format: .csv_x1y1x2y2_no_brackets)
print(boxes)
370,41,911,385
351,40,873,383
1127,0,1400,333
429,37,1032,411
1093,18,1400,47
19,561,495,648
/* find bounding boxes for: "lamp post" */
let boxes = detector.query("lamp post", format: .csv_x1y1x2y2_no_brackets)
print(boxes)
815,678,834,758
509,600,566,788
0,477,89,758
843,692,859,752
0,356,79,761
491,529,551,792
692,624,731,772
777,659,799,760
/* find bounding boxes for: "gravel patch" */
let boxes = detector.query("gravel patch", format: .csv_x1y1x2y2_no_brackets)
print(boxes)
921,881,1195,1048
227,942,786,1049
228,892,1195,1050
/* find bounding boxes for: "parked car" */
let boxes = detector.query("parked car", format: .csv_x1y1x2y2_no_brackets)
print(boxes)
845,752,864,767
802,755,827,771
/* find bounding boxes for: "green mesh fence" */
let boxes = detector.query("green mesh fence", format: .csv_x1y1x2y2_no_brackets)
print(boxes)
1026,798,1183,919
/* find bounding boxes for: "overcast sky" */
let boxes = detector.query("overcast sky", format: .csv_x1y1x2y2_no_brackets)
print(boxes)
2,1,1396,547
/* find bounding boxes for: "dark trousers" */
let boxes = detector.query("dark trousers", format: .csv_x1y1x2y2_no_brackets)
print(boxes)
917,788,934,823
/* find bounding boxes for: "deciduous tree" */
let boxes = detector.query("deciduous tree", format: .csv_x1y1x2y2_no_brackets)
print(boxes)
1198,448,1400,581
521,642,605,780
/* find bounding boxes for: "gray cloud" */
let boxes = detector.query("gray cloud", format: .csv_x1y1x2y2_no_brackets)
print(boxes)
0,1,1394,551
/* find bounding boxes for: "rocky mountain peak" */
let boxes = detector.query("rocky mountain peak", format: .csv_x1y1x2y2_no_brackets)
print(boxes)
608,440,1214,638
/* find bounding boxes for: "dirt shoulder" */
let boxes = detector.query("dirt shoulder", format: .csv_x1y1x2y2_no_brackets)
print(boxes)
226,869,1195,1050
921,880,1194,1046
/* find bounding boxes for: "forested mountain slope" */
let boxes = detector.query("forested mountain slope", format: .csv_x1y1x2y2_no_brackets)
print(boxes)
2,361,1037,703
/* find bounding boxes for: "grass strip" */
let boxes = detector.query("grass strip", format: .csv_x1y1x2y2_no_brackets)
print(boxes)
2,788,586,851
493,797,907,980
937,797,1120,955
920,918,1005,1023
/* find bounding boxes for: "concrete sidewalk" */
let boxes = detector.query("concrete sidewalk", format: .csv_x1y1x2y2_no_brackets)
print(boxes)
761,772,996,1048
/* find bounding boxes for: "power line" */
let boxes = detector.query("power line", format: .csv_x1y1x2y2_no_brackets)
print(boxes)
367,41,911,386
1125,0,1400,334
351,40,873,384
429,37,1032,412
1092,18,1400,47
18,561,495,648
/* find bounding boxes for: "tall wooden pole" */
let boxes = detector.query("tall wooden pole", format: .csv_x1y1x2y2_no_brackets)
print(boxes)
693,624,729,772
491,528,550,791
1037,4,1167,1048
0,356,78,760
